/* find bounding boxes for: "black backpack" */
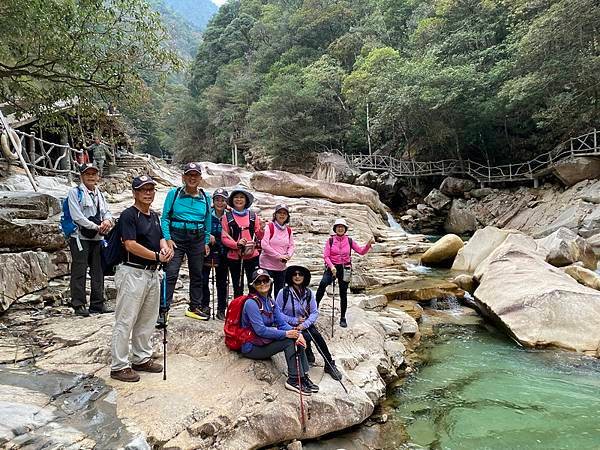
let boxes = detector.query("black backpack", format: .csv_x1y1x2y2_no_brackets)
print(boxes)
101,219,123,276
225,210,257,241
281,286,310,318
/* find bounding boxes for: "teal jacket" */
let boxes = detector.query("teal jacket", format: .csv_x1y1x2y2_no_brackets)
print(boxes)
161,187,211,244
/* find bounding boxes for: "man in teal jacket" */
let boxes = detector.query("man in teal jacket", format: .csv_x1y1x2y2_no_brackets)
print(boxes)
161,162,212,320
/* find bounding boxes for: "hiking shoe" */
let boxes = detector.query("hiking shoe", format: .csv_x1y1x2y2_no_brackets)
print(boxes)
304,375,320,393
339,317,348,328
73,306,90,317
110,368,140,382
185,307,209,321
216,310,226,321
132,359,163,373
200,306,211,318
89,305,114,314
285,377,312,396
324,361,343,381
155,311,169,329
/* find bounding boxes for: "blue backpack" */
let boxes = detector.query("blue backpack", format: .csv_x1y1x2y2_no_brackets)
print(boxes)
60,187,83,237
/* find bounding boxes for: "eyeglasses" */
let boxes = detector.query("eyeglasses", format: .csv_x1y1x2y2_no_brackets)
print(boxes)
292,272,304,277
137,187,155,193
254,278,271,286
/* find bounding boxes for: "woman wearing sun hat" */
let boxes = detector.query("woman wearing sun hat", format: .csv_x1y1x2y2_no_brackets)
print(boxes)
260,203,295,297
315,218,375,328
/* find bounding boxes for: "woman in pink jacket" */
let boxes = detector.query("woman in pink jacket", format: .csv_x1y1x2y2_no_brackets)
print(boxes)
221,187,264,297
260,204,295,296
315,218,375,328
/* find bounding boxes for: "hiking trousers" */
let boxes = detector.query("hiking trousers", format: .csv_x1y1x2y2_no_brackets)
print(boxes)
242,338,309,378
266,269,286,298
228,256,259,297
302,325,333,363
201,260,229,312
315,264,350,319
111,264,161,371
69,237,104,309
164,229,205,309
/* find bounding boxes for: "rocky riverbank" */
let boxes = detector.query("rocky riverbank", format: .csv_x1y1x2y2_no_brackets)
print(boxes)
0,159,452,449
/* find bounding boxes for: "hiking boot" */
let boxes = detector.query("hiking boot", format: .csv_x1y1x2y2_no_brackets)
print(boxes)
216,310,226,321
324,361,343,381
110,368,140,382
132,359,163,373
304,375,320,393
89,305,114,314
200,306,211,318
185,307,209,321
155,311,169,329
339,317,348,328
73,306,90,317
285,377,312,396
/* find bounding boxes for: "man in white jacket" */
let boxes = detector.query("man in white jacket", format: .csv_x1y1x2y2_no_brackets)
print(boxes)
67,162,113,316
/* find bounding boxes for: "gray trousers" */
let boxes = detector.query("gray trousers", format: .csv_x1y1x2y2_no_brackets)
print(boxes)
96,158,105,176
69,237,104,309
243,338,309,378
111,264,161,371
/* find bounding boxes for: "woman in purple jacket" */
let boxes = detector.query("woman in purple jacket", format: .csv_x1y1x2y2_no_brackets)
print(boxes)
240,268,317,395
276,265,343,381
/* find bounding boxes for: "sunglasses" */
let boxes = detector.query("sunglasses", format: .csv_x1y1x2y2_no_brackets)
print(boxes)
254,278,271,286
292,272,304,277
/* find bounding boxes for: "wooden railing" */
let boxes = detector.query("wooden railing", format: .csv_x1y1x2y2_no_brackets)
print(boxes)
345,129,600,183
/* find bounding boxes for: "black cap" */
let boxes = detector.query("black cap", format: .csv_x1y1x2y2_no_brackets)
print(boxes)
213,188,229,200
250,268,273,285
183,162,202,175
79,163,99,174
131,175,157,190
285,265,311,287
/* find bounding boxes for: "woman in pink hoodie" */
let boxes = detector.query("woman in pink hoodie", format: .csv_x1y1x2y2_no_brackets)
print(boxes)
315,218,375,328
260,204,295,296
221,187,263,297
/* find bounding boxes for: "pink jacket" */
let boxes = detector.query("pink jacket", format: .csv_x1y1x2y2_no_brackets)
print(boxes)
323,234,371,269
259,222,295,271
221,212,264,260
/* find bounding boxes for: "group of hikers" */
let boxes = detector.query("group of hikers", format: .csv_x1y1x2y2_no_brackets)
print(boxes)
64,161,374,394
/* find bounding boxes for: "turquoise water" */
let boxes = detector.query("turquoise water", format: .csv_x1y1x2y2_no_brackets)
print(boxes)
389,323,600,450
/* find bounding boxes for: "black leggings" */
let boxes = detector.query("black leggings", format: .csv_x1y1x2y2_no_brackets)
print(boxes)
315,265,350,319
302,325,333,363
228,256,259,297
242,338,309,378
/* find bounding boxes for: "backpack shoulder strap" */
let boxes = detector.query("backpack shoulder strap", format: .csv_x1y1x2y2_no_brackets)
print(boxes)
268,222,275,241
282,286,290,311
248,211,256,238
329,236,333,247
347,236,353,257
287,226,292,238
168,187,182,220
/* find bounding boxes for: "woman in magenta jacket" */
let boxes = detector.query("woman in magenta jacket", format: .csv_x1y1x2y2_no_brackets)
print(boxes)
259,203,295,296
315,218,375,328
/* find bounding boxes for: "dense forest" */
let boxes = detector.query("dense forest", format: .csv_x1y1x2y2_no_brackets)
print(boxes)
170,0,599,165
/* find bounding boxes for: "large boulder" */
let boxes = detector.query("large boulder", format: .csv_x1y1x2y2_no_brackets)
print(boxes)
0,192,61,220
439,177,476,197
553,156,600,187
0,251,70,312
588,233,600,256
536,227,597,270
474,241,600,355
311,152,359,183
444,199,479,234
424,189,451,210
452,226,522,272
0,216,66,251
250,170,388,217
561,264,600,290
579,206,600,238
420,234,464,267
474,233,543,281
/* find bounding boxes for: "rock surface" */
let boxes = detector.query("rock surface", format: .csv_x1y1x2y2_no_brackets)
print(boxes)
474,240,600,355
439,177,476,197
452,226,522,273
536,227,597,270
553,156,600,187
424,189,451,210
420,234,463,267
444,199,479,234
561,264,600,290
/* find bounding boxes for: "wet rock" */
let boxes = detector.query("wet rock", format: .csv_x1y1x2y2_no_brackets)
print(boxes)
444,199,479,234
536,227,597,270
561,264,600,290
452,274,476,294
424,189,451,210
439,177,476,197
421,234,464,267
474,240,600,355
452,226,522,272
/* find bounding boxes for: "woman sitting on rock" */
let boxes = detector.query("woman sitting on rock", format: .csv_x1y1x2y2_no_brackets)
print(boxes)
221,187,263,297
276,265,343,380
260,203,295,296
240,269,317,395
315,218,375,328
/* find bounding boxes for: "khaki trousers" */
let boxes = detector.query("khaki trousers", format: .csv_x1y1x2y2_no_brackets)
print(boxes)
111,264,161,371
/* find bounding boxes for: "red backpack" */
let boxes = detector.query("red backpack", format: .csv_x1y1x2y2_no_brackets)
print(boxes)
224,294,263,351
268,222,292,241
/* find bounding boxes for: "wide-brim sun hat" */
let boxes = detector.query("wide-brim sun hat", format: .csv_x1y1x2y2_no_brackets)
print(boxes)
285,265,311,287
227,186,254,208
250,268,273,286
332,218,348,232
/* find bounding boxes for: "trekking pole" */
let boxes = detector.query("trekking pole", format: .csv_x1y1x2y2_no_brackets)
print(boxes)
304,327,348,394
331,279,336,338
239,253,245,295
294,343,307,433
161,269,168,381
211,263,216,319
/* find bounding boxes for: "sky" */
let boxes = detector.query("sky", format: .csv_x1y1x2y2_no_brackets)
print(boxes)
212,0,226,5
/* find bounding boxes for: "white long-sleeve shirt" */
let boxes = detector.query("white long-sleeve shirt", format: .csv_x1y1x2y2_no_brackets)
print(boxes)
67,183,112,240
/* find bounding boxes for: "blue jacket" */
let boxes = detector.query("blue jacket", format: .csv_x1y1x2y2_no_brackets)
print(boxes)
240,294,292,353
275,286,319,330
161,187,211,244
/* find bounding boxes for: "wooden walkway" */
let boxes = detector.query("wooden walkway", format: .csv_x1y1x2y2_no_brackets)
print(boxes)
345,129,600,185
